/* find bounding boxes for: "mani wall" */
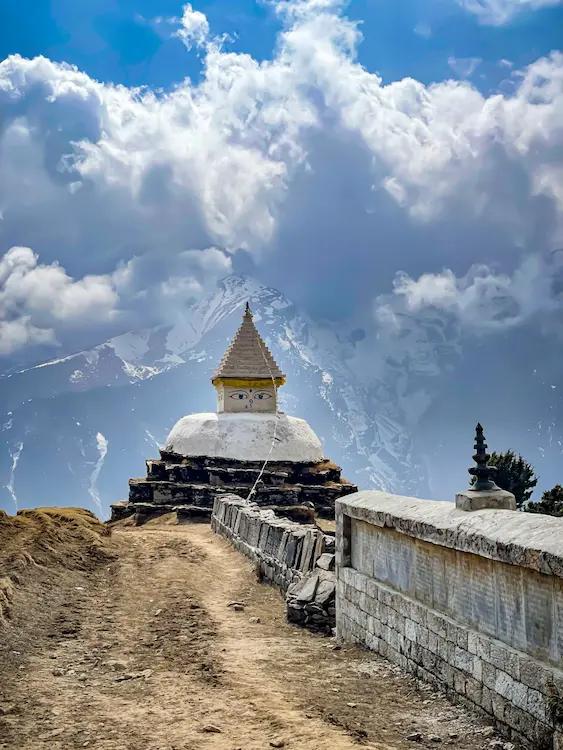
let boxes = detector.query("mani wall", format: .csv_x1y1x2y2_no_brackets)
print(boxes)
336,491,563,749
211,494,336,632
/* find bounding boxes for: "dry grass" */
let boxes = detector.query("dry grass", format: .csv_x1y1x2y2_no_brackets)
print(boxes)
0,507,112,623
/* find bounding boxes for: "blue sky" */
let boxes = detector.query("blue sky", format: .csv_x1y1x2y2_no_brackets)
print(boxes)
0,0,562,355
0,0,563,503
2,0,563,91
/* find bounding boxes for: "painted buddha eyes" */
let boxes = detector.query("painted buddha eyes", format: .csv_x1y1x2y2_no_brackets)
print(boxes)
229,390,272,401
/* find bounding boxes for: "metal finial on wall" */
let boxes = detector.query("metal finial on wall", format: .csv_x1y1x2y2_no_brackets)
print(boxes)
468,422,500,491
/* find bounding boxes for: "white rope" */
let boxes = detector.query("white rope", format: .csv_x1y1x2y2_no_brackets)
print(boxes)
245,315,281,503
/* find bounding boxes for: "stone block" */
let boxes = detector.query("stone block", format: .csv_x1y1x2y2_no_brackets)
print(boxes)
366,595,380,619
341,566,354,586
495,670,515,701
299,531,316,572
356,572,368,594
357,607,369,630
465,675,483,706
418,626,429,650
422,647,438,672
316,553,335,571
454,646,475,675
365,578,379,600
472,656,483,682
455,489,516,511
456,628,469,650
315,576,336,606
511,681,529,712
490,642,520,681
481,685,493,714
467,631,491,661
405,618,417,642
453,668,467,694
526,688,547,722
437,635,449,662
491,691,509,721
427,611,447,638
379,588,393,606
503,702,538,739
518,656,547,694
483,662,497,691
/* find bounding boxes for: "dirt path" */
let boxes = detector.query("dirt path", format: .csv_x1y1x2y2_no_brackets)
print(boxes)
1,525,503,750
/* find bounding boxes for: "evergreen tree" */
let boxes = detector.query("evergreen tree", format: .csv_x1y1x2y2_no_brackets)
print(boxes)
472,450,538,508
525,485,563,517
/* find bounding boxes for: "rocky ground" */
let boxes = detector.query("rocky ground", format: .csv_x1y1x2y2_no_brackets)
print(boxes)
0,513,517,750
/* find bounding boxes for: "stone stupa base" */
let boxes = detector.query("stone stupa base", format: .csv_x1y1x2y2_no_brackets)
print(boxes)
110,452,358,523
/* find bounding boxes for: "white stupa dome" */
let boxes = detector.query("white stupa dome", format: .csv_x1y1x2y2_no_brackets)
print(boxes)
164,412,324,463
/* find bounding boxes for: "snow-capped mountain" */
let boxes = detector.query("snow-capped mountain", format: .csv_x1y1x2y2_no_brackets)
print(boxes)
3,274,563,517
0,276,431,517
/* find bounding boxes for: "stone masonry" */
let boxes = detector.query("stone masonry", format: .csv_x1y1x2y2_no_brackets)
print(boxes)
336,491,563,749
211,494,336,633
112,453,356,522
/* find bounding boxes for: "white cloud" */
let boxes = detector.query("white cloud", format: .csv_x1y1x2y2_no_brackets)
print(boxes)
458,0,562,25
377,253,563,334
2,16,563,248
0,1,563,357
413,22,432,39
447,56,482,78
0,317,55,355
175,3,211,49
0,244,232,355
0,246,119,354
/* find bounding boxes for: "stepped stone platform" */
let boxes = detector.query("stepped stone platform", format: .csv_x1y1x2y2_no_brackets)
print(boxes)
111,452,357,523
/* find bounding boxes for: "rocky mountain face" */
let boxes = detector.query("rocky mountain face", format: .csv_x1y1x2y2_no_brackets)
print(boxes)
0,276,430,518
3,275,561,518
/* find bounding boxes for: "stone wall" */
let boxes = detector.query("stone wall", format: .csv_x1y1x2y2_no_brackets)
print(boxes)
211,494,336,631
336,491,563,749
112,455,357,522
212,493,331,587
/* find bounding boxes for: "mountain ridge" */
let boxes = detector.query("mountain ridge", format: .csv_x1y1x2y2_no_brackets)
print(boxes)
0,275,426,517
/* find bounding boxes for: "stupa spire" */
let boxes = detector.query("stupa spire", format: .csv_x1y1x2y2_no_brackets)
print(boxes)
213,303,285,382
212,303,285,413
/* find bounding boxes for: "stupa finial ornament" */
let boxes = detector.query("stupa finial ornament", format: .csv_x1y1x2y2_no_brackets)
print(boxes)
455,422,516,511
468,422,500,491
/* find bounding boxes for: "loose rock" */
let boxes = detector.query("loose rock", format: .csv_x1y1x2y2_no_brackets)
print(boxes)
201,725,222,733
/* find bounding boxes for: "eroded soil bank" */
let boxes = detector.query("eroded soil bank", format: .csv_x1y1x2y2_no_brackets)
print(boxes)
1,519,511,750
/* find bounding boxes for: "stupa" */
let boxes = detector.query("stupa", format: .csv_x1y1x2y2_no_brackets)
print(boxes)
111,304,357,522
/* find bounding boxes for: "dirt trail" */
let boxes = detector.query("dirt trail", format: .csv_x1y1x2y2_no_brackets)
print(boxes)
1,525,503,750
